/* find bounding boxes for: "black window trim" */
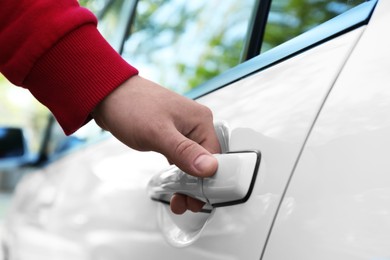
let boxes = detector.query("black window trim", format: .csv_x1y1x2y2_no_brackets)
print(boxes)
241,0,272,62
185,0,378,100
118,0,139,54
118,0,269,85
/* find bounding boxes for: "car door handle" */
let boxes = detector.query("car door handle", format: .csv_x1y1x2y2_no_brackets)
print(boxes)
148,151,261,208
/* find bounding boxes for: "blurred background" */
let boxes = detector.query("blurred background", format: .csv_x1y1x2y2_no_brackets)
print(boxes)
0,0,362,240
0,76,48,222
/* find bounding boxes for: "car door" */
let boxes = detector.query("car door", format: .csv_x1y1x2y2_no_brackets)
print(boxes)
102,1,375,259
3,1,376,260
262,1,390,259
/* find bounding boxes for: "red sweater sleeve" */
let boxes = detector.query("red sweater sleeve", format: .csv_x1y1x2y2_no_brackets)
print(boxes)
0,0,138,135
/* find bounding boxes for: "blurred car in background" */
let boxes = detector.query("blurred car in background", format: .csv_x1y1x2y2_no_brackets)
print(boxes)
0,118,101,192
3,0,390,259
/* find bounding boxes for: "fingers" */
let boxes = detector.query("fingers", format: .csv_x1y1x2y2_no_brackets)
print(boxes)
164,131,217,215
92,76,220,215
170,194,187,215
170,194,206,215
159,129,218,178
160,105,221,177
160,104,220,214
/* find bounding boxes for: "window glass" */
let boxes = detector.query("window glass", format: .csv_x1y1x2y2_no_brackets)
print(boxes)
261,0,366,53
0,128,25,159
122,0,257,94
79,0,111,15
45,118,106,159
80,0,127,49
96,0,127,48
0,75,48,155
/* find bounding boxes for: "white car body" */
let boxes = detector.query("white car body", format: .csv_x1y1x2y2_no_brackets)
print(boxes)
3,0,390,259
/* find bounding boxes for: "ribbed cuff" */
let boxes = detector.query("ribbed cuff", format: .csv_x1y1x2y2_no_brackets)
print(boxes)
24,24,138,135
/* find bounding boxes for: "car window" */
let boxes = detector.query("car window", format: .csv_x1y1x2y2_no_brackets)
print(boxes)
80,0,128,50
44,117,106,159
0,75,48,155
121,0,257,94
79,0,113,17
261,0,366,53
95,0,126,45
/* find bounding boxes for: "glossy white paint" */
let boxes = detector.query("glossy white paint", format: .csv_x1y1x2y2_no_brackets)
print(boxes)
263,1,390,259
4,7,376,260
203,152,258,205
148,152,258,206
150,152,259,247
183,27,363,260
5,26,365,260
4,138,169,260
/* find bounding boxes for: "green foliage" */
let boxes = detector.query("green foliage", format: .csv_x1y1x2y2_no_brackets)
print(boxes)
83,0,366,93
123,0,251,93
262,0,366,52
185,33,244,89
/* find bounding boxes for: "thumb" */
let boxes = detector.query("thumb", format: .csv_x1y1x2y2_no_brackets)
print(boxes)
162,132,218,178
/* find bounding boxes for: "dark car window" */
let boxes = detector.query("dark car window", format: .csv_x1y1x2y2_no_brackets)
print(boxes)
121,0,257,94
0,128,25,159
261,0,366,53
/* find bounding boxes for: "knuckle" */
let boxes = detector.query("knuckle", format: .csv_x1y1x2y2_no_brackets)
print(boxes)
199,105,213,119
174,138,197,158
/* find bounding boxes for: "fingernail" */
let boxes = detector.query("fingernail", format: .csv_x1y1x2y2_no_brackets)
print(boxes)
194,154,217,176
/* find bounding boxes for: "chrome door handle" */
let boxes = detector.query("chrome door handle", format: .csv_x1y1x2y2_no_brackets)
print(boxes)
148,151,261,208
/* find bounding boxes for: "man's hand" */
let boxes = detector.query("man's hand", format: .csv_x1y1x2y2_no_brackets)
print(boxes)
92,75,221,214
